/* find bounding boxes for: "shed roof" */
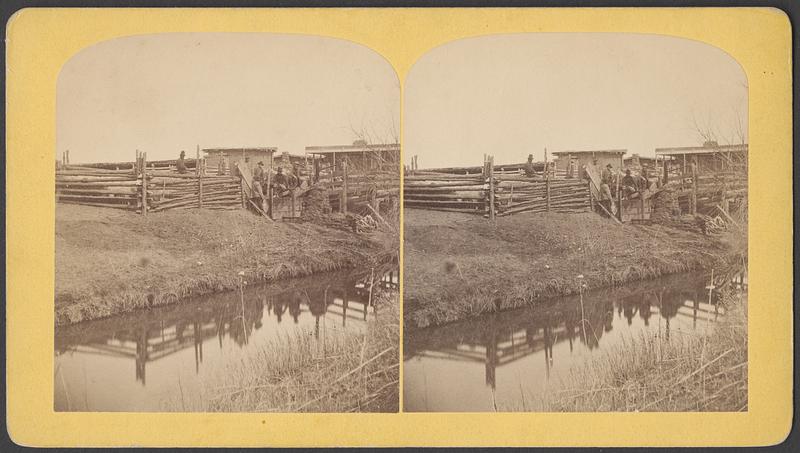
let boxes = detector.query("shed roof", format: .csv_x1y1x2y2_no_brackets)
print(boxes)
203,147,277,155
305,143,400,155
551,149,627,156
655,144,748,156
624,155,657,162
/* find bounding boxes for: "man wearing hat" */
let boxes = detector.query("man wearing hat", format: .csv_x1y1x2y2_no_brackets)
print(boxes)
176,150,188,174
273,167,289,196
621,168,638,199
600,163,616,211
252,161,266,199
524,154,536,177
218,153,228,176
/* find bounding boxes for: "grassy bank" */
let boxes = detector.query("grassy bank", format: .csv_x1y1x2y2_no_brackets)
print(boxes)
169,291,399,413
538,288,747,412
404,209,730,329
56,204,397,325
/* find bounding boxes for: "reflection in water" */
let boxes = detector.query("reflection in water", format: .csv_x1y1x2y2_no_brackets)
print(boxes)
55,267,398,412
404,271,740,412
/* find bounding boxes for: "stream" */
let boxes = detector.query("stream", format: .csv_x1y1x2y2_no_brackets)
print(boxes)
403,270,739,412
55,267,398,412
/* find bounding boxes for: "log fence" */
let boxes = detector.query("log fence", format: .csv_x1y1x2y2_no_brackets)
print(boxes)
56,152,244,214
316,169,400,213
404,156,591,217
674,170,747,215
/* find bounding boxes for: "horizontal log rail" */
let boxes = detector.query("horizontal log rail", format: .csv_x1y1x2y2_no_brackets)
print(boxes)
404,164,591,217
56,156,244,214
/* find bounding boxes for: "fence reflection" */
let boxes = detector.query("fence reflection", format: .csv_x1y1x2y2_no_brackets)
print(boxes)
406,271,729,390
56,267,399,385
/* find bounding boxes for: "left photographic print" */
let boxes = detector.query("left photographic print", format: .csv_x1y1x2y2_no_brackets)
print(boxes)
53,33,401,413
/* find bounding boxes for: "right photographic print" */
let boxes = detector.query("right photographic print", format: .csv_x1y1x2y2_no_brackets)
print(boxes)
402,34,748,413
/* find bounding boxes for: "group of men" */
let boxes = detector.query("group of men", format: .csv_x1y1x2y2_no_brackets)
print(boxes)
600,163,657,202
251,160,296,200
174,150,301,204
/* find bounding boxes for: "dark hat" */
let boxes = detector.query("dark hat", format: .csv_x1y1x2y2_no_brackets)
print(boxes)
606,163,613,168
258,161,264,166
276,167,283,172
180,150,186,156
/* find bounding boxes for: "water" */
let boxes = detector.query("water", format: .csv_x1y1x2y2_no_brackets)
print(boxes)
403,271,734,412
55,267,398,412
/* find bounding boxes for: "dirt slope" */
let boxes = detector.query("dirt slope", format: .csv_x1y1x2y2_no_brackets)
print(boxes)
56,204,395,325
403,208,727,329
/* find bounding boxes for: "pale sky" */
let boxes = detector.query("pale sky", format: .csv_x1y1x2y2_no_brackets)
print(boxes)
57,33,399,164
405,33,748,168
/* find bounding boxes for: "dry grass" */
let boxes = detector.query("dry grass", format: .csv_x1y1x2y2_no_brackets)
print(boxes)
166,291,399,413
404,209,729,329
56,204,396,325
533,287,747,412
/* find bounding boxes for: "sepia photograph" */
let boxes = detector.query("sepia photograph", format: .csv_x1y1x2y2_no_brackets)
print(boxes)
53,33,401,413
402,34,748,412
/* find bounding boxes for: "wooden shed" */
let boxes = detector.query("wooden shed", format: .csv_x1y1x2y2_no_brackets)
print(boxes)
552,149,627,176
203,147,277,175
655,143,748,175
305,142,400,174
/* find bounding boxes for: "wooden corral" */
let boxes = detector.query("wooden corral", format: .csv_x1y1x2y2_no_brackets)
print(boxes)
56,152,244,214
404,155,591,217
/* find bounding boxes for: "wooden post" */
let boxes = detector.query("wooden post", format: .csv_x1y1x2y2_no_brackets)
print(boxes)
341,159,348,214
509,183,514,208
198,164,204,209
683,153,687,177
617,153,623,221
266,168,272,217
141,152,148,216
691,161,697,215
545,148,551,212
65,150,70,166
641,197,646,221
588,180,595,212
488,155,496,221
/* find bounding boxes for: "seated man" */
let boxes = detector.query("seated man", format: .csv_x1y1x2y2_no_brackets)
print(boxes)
636,170,651,193
621,169,639,199
273,167,289,196
524,154,536,177
289,163,303,188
